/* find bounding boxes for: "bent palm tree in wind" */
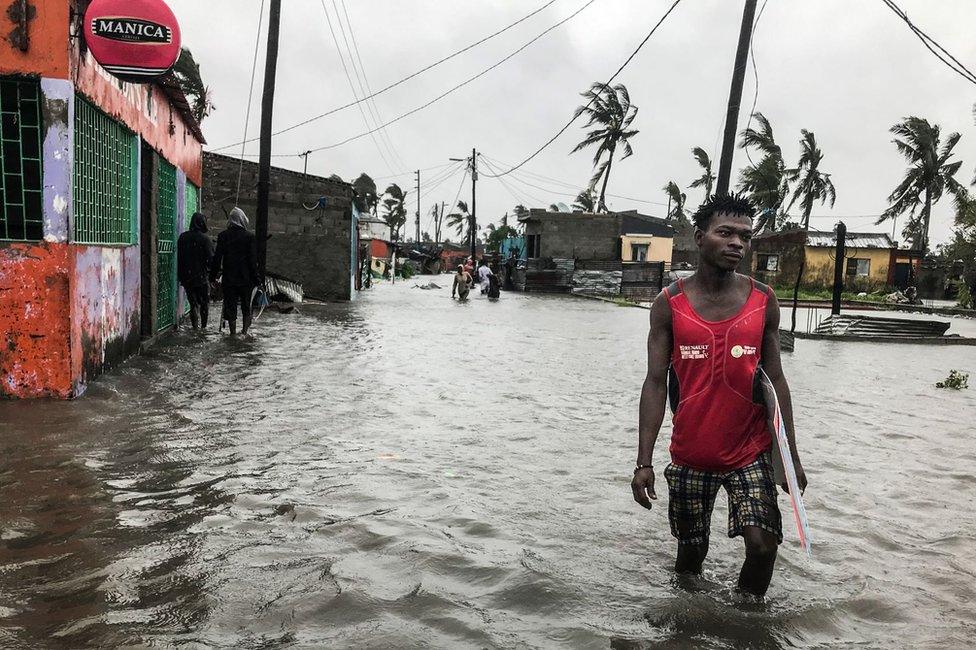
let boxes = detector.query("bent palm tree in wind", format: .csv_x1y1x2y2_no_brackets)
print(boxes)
571,82,639,213
447,201,471,241
689,147,715,201
352,173,377,216
877,117,968,253
381,183,407,241
737,112,789,232
572,190,595,212
663,182,687,222
786,130,836,229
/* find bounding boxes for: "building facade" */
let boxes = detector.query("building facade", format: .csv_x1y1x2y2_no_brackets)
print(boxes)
202,152,356,301
752,229,910,291
0,1,204,398
519,209,675,263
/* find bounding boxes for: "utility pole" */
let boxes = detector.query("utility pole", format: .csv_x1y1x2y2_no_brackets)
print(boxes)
715,0,759,197
256,0,282,279
415,169,421,242
470,148,478,262
299,150,312,175
831,222,847,316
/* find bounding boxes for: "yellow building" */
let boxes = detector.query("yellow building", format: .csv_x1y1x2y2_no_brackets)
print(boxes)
753,230,905,290
620,233,673,264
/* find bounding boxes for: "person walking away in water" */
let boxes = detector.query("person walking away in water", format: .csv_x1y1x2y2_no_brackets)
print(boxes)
210,207,260,335
631,194,808,597
177,212,214,330
477,260,494,295
452,264,472,301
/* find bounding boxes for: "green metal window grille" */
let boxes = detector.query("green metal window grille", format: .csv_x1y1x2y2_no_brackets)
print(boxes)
157,156,177,331
185,182,198,218
73,95,135,244
183,183,199,316
0,78,43,241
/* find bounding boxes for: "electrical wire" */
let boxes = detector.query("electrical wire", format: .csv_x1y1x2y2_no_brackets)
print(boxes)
482,0,684,178
419,161,467,200
880,0,976,86
373,162,456,182
480,157,536,207
339,0,410,172
211,0,561,152
295,0,598,156
320,0,397,175
742,0,771,170
236,0,266,204
480,157,546,205
334,0,408,172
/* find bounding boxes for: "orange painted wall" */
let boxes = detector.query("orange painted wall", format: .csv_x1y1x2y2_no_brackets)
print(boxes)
0,243,73,398
0,0,70,78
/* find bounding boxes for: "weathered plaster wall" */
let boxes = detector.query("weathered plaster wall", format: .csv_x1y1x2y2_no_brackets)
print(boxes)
69,245,141,394
0,243,73,398
40,77,71,242
0,0,70,78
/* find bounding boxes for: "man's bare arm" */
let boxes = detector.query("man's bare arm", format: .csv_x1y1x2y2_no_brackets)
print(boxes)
761,291,808,492
632,291,673,509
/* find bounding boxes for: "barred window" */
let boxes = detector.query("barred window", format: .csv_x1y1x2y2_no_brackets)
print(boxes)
185,181,198,219
0,78,43,241
73,95,137,245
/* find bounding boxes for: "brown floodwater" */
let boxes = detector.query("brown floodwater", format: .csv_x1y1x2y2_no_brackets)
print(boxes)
1,283,974,648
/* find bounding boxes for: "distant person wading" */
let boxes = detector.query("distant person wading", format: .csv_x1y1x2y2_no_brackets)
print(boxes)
177,212,214,330
210,207,260,336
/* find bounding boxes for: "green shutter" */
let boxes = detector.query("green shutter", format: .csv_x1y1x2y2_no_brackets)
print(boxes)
0,77,43,241
156,156,177,331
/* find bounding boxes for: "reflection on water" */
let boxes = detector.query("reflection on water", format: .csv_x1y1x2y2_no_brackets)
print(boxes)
1,283,974,648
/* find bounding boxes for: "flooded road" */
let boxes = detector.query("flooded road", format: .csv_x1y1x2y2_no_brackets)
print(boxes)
1,282,975,648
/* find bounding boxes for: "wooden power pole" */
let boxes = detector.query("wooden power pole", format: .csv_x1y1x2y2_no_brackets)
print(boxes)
470,148,478,261
715,0,759,197
256,0,282,279
415,169,421,242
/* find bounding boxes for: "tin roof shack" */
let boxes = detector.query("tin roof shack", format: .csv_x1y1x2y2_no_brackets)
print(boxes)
203,152,355,301
0,0,205,398
752,229,902,292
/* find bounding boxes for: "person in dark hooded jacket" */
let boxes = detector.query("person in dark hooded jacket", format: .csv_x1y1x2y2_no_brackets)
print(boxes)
177,212,214,330
210,207,260,335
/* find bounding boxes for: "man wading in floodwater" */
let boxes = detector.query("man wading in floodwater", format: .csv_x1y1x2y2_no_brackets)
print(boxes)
631,194,807,597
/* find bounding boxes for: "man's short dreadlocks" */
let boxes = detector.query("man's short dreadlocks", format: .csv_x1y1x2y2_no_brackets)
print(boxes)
691,194,756,231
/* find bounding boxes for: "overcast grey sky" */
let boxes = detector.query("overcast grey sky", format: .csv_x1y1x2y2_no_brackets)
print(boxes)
170,0,976,246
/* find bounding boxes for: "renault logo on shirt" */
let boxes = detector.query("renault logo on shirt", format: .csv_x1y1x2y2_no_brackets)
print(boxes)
680,345,709,360
730,345,757,358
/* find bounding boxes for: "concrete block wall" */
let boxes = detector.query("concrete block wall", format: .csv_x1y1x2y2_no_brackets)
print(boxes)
524,213,620,261
202,152,355,301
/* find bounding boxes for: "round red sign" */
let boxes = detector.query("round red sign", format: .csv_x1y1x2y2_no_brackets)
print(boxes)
83,0,182,81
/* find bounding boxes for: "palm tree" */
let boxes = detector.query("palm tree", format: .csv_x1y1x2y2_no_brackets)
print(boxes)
877,117,968,253
572,190,595,212
571,82,639,212
352,173,377,215
447,200,471,240
785,130,836,229
689,147,715,200
381,183,407,241
172,48,214,124
663,181,687,222
737,112,790,232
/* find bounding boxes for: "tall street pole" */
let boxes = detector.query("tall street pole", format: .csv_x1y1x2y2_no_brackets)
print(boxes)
714,0,758,197
470,148,478,262
256,0,282,279
415,169,421,242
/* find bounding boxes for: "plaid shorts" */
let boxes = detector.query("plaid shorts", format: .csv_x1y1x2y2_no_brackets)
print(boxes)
664,453,782,546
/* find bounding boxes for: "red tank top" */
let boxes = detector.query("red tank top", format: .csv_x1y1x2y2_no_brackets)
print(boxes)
665,277,771,471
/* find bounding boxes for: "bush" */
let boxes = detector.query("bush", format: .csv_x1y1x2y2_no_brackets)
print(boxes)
936,370,969,389
399,262,416,279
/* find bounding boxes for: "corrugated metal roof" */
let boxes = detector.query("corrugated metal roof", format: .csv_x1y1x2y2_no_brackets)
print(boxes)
806,231,896,249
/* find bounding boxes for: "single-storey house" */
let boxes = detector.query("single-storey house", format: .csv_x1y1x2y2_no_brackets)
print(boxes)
519,209,674,263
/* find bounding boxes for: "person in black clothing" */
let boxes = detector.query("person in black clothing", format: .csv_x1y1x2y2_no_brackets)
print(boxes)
177,212,214,330
210,207,260,335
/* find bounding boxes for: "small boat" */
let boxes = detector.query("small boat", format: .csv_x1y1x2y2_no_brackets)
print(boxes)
814,314,950,339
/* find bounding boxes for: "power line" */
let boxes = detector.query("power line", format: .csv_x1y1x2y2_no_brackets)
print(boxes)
482,0,684,178
480,157,546,205
294,0,599,156
236,0,266,204
419,162,467,200
211,0,561,152
742,0,771,170
319,0,398,175
373,162,456,181
336,0,409,172
880,0,976,86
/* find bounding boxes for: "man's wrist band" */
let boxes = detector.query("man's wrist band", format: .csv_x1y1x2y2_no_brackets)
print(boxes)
634,464,653,474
